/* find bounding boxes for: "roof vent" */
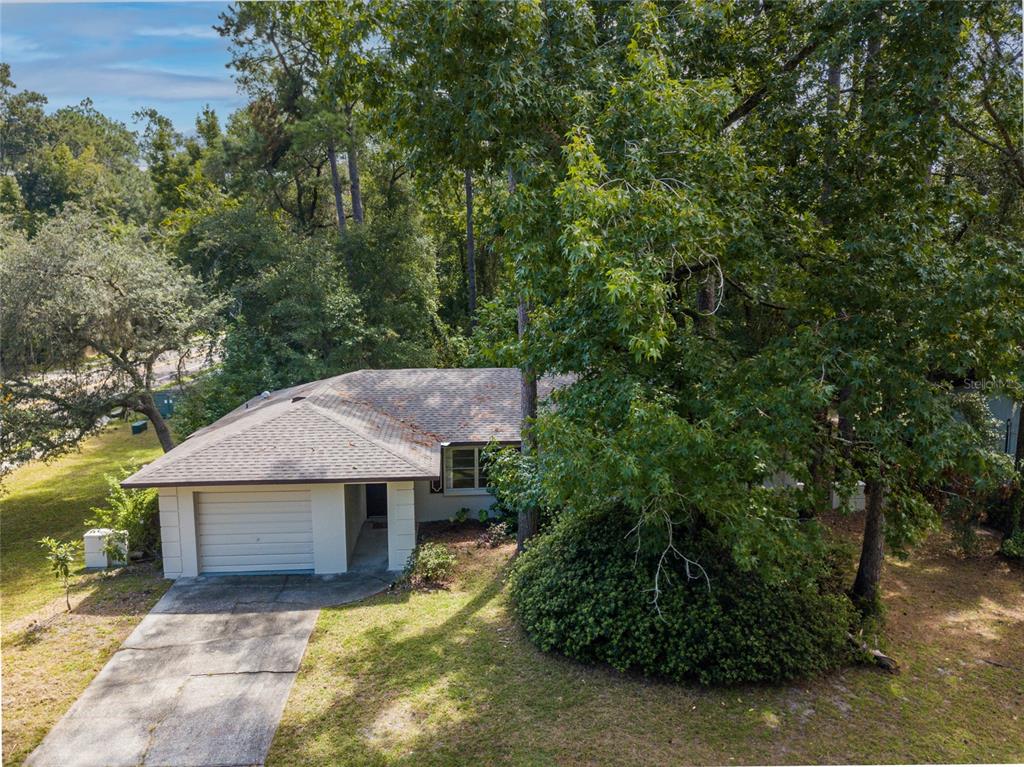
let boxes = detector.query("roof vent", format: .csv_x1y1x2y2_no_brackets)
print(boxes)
292,396,306,403
259,391,271,400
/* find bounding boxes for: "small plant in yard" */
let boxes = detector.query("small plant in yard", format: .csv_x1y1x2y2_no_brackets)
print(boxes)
1000,530,1024,560
476,521,513,548
477,508,490,524
450,506,471,524
450,505,473,524
86,464,160,560
403,541,457,587
38,537,82,611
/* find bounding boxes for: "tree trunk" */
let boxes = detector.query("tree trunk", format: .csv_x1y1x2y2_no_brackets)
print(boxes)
327,142,346,235
517,297,539,551
852,477,885,612
697,274,717,337
465,168,477,320
508,166,538,550
1013,401,1022,471
821,54,842,213
344,106,363,224
138,392,175,453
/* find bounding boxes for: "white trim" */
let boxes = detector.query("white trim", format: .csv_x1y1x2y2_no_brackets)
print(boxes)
443,445,492,494
177,487,199,577
387,481,416,571
311,484,347,574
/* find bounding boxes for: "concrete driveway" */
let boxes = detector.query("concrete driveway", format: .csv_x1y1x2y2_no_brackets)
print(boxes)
27,572,391,767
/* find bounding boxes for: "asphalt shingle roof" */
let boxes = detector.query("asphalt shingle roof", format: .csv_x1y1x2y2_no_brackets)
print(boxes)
122,368,560,488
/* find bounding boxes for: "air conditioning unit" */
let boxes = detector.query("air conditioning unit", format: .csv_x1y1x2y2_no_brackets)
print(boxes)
831,481,866,512
84,528,128,569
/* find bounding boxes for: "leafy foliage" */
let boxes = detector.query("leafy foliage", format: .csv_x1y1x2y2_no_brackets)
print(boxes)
403,541,457,587
38,537,82,612
1000,530,1024,560
86,466,160,559
0,207,224,463
509,509,856,685
486,0,1022,613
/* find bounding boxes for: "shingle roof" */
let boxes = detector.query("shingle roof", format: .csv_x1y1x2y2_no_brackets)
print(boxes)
122,368,562,488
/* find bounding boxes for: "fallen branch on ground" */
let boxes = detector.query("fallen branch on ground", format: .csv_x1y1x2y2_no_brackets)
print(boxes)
848,632,900,673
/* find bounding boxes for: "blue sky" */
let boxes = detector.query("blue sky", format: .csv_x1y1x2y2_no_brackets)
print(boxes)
1,2,243,134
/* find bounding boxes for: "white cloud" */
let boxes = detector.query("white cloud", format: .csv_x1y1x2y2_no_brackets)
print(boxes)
1,33,60,62
57,66,238,101
134,25,219,40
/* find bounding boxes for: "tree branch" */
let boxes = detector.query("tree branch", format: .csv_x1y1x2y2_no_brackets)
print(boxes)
724,275,792,311
947,111,1024,187
722,38,822,131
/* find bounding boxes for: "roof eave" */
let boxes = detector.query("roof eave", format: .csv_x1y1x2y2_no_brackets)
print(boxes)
120,473,439,490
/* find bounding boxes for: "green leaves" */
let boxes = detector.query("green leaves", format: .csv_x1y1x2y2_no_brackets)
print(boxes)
38,536,82,611
0,208,225,466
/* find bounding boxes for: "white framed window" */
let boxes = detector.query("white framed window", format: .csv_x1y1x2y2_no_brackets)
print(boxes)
443,446,491,494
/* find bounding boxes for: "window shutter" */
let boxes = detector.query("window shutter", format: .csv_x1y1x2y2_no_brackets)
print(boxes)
443,448,453,490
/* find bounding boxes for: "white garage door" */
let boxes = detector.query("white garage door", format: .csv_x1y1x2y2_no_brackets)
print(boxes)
196,489,314,573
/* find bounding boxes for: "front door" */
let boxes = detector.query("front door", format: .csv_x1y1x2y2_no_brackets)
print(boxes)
366,483,387,518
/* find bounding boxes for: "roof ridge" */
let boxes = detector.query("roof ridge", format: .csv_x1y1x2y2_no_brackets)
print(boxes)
128,400,301,482
332,392,445,443
302,399,435,475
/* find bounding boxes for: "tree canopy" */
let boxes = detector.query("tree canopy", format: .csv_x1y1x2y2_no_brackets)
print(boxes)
1,0,1020,635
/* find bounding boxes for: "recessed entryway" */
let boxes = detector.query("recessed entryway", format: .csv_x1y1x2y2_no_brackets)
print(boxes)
365,482,387,518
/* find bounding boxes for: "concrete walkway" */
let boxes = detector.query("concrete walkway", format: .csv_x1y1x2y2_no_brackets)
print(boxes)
27,571,392,767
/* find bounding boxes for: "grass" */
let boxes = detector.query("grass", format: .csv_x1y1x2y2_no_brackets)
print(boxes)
270,523,1024,766
1,422,171,766
0,421,162,622
3,426,1020,765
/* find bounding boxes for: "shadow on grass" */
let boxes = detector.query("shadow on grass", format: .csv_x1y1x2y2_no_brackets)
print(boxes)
268,553,550,766
881,532,1024,665
269,525,1024,767
70,562,167,618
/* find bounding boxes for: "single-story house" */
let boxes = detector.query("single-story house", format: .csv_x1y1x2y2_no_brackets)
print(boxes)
123,368,557,578
988,395,1021,458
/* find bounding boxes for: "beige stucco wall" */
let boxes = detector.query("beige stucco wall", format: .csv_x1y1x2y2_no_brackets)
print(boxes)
158,489,183,578
413,480,497,522
387,481,416,571
344,484,367,558
310,484,347,574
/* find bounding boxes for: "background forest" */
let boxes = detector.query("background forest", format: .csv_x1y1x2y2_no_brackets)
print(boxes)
2,0,1022,682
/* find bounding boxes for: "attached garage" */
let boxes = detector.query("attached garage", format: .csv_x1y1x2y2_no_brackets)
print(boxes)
195,489,314,574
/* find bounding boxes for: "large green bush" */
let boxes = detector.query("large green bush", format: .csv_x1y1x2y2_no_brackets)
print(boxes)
509,510,856,685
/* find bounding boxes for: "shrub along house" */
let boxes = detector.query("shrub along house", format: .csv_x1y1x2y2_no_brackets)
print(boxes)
122,369,557,578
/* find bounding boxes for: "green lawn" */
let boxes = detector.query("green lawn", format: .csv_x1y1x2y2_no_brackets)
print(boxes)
3,426,1021,766
270,525,1024,766
1,423,171,765
0,422,163,622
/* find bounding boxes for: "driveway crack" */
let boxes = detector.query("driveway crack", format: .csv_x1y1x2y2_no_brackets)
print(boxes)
139,676,188,766
189,669,299,677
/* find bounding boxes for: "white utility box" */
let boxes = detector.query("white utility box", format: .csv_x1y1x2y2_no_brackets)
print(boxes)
84,528,127,569
831,481,867,512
